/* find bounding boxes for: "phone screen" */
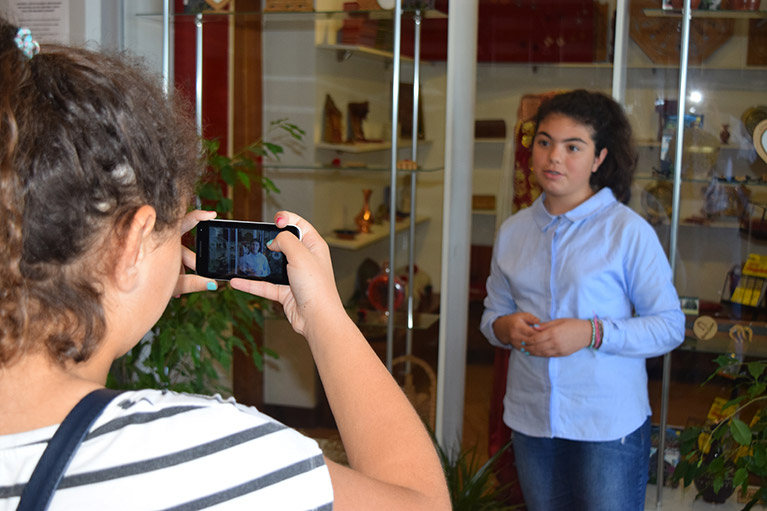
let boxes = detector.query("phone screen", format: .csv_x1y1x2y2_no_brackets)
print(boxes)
196,219,301,285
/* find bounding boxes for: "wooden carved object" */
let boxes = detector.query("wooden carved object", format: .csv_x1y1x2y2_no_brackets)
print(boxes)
323,94,343,144
629,0,733,65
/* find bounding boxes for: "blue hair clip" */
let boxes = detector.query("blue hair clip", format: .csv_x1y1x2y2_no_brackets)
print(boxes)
14,27,40,59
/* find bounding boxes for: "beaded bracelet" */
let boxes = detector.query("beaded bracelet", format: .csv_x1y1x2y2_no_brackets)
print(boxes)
592,316,604,351
588,317,596,349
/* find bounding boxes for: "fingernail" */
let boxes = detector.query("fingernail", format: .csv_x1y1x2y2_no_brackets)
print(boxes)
174,294,180,299
206,281,217,291
275,216,284,224
267,239,273,247
533,324,540,328
520,348,527,354
521,341,526,346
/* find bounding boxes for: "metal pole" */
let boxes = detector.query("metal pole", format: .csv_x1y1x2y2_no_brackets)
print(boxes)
195,13,203,135
162,0,170,95
387,0,403,372
656,0,692,507
611,0,628,103
405,11,422,365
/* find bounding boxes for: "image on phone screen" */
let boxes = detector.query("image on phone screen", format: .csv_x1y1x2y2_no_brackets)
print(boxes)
196,219,301,285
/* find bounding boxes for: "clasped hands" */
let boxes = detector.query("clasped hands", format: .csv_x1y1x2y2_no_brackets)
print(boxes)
493,312,592,358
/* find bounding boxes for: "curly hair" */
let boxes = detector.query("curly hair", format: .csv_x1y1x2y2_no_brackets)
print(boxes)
0,18,205,368
532,89,637,204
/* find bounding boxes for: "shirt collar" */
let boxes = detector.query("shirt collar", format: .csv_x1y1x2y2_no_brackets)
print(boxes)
532,187,616,232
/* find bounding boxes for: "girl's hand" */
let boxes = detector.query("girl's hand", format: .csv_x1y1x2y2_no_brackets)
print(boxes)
172,209,218,296
493,312,541,352
230,211,344,337
523,318,592,357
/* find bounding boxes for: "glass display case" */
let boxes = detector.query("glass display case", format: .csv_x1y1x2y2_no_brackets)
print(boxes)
621,1,767,507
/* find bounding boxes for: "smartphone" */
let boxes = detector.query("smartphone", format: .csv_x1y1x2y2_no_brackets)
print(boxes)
196,219,301,285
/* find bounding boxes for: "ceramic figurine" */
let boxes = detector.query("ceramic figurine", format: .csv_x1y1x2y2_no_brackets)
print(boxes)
720,124,731,144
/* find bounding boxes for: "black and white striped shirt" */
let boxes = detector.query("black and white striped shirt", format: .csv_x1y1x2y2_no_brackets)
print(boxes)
0,390,333,510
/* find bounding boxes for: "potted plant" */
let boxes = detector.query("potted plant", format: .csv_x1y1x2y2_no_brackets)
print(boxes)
672,354,767,510
434,439,522,511
108,119,305,395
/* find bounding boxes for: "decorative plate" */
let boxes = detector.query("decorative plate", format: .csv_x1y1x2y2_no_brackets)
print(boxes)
742,106,767,137
754,119,767,165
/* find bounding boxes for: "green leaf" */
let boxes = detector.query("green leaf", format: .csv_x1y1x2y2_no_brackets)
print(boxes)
731,418,753,446
236,171,251,190
713,475,724,494
220,165,236,186
261,176,281,194
263,142,284,158
749,361,766,380
734,467,749,487
754,443,767,468
219,197,233,214
197,185,222,201
750,383,767,400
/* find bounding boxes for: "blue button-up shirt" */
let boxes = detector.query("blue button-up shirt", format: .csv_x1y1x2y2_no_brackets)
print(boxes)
481,188,685,441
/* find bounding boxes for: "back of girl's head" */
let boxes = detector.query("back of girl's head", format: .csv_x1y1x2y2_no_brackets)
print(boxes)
0,17,204,368
533,89,637,204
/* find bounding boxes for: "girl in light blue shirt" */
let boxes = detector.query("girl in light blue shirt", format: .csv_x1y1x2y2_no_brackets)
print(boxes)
481,89,685,511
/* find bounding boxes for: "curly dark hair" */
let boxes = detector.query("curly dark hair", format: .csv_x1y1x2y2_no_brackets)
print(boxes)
0,18,205,368
532,89,637,204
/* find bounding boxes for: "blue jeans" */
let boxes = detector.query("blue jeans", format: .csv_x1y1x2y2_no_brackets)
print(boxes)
512,418,651,511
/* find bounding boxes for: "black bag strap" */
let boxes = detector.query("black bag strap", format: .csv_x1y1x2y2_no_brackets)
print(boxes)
17,388,122,511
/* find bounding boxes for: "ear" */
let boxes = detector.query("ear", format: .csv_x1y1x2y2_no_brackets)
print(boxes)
592,148,608,173
113,205,157,293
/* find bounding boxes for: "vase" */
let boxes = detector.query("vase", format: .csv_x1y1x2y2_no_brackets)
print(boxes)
693,445,736,504
355,189,374,233
367,262,405,314
694,473,735,504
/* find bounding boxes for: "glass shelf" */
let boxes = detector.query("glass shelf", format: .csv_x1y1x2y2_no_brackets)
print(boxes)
351,309,440,331
324,216,430,250
644,8,767,19
635,173,767,186
682,316,767,358
317,43,414,62
136,7,447,19
636,140,743,150
263,163,443,173
265,308,439,331
315,140,432,153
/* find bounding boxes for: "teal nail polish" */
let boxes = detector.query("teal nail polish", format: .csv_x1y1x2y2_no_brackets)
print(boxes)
521,341,526,346
267,239,273,247
206,281,217,291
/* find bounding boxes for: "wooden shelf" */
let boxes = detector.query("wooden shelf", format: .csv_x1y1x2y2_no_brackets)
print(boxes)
326,216,429,250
